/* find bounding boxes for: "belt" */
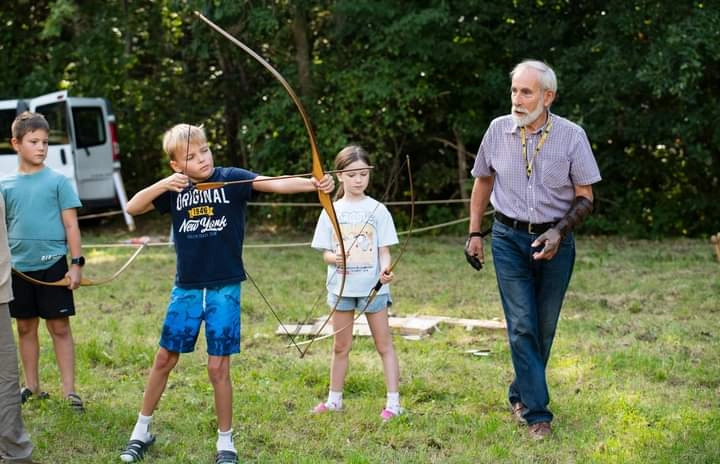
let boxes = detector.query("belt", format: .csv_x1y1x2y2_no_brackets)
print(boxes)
494,211,556,235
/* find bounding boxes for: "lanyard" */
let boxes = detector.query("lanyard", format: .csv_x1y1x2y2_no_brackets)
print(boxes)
520,115,553,178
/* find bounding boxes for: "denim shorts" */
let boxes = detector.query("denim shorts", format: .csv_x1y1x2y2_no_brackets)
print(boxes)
327,293,392,314
159,284,241,356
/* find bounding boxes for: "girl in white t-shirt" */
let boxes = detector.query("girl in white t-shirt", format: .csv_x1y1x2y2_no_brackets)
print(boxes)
310,145,402,421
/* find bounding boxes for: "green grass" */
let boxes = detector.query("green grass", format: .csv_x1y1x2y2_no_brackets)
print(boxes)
17,216,720,463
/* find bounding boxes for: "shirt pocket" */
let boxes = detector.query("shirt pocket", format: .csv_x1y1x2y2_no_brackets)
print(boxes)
540,156,571,189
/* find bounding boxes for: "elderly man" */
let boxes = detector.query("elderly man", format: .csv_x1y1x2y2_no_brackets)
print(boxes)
466,60,601,439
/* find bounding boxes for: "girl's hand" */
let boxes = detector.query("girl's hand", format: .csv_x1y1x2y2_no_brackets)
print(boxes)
379,269,394,285
335,252,346,270
164,172,190,192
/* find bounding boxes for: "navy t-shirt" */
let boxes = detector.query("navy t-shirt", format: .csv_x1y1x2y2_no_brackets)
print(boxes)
153,167,257,288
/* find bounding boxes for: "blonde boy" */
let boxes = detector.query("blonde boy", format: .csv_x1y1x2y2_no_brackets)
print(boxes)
120,124,334,464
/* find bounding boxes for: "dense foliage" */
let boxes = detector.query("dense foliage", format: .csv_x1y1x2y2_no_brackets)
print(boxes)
1,0,717,237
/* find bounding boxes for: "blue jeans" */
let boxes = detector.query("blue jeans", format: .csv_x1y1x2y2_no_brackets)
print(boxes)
491,221,575,425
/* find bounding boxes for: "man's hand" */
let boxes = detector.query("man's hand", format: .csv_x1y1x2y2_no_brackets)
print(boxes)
465,236,484,270
531,227,561,260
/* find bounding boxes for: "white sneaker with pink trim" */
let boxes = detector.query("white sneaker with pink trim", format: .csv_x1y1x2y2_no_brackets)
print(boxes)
311,402,341,413
380,408,402,421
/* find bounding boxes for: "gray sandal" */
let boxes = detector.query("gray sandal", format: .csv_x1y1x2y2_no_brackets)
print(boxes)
215,450,238,464
20,387,49,404
120,436,156,462
66,393,85,413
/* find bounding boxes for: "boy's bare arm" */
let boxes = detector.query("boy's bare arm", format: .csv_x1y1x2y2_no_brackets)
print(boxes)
252,174,334,194
126,173,189,216
61,208,82,289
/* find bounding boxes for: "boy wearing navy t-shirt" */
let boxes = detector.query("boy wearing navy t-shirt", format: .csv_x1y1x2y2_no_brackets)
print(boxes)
120,124,334,464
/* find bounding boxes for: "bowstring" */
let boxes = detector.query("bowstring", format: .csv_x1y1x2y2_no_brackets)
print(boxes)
293,155,412,351
294,165,395,350
184,123,191,186
11,241,148,287
347,155,414,332
245,270,303,355
193,11,347,356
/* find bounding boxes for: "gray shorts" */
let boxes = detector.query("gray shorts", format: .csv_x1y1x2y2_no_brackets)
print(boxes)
327,293,392,314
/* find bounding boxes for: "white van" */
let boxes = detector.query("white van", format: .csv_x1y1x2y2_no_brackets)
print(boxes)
0,90,121,212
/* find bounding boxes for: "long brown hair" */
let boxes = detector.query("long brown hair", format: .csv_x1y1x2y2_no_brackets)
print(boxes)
333,145,371,200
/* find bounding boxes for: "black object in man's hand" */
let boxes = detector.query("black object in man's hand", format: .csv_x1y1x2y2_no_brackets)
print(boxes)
464,248,482,271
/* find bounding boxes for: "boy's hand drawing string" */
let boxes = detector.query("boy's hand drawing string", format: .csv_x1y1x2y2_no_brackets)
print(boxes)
11,240,148,287
194,11,347,356
294,156,415,348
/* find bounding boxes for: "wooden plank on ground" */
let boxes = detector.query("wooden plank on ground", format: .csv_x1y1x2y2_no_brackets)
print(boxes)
276,314,504,337
388,317,441,335
278,324,324,336
415,316,506,330
277,317,371,337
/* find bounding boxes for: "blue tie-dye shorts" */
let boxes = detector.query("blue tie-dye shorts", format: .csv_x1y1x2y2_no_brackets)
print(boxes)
159,284,241,356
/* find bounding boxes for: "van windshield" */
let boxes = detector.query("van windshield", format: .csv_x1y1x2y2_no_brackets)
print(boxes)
34,101,71,145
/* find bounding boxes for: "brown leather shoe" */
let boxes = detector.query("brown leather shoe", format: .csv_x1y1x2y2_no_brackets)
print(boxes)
511,402,527,424
528,421,552,440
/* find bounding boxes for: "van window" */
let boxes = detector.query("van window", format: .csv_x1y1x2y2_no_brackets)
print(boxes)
34,101,70,145
72,107,106,148
0,109,15,155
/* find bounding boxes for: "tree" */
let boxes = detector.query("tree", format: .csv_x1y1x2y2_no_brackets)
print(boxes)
1,0,717,236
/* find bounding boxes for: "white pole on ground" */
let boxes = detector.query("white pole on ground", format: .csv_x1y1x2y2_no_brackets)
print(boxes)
113,169,135,231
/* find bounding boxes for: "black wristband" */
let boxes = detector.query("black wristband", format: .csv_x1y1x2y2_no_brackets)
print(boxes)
556,196,594,238
468,231,484,238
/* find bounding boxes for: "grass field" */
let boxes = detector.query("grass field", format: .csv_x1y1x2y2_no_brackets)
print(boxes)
15,215,720,463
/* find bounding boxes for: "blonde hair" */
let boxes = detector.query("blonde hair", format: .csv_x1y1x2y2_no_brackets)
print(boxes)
162,124,207,160
333,145,371,200
11,111,49,140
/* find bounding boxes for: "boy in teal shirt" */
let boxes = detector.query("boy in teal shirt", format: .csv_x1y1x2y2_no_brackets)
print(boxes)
0,111,85,412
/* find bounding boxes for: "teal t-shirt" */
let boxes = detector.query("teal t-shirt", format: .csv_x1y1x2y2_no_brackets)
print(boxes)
0,166,82,271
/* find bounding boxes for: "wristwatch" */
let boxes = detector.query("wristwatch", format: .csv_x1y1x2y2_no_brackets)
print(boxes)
70,256,85,267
